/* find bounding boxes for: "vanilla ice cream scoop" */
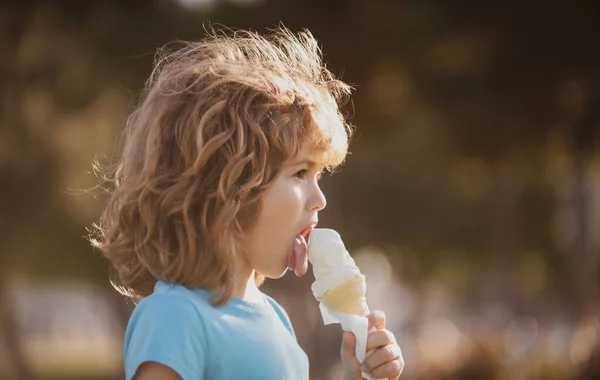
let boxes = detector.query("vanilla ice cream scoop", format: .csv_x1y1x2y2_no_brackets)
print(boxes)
308,228,363,300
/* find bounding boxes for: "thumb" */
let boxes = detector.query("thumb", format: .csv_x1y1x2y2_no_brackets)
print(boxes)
340,331,357,362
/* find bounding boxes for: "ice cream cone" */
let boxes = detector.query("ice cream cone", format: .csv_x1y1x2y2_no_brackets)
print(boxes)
316,274,368,316
308,228,383,380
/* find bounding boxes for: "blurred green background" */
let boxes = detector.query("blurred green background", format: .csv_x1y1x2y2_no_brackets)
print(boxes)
1,0,599,379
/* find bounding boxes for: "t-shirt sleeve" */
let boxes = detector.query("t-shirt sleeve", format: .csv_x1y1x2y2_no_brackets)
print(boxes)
124,293,206,380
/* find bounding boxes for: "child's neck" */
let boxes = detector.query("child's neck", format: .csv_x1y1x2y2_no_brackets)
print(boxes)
233,267,264,304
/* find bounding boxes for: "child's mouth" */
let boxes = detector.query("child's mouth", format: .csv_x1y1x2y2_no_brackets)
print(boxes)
300,226,312,241
288,227,313,277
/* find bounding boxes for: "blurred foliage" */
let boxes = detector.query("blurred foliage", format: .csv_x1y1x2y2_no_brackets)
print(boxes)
0,0,599,379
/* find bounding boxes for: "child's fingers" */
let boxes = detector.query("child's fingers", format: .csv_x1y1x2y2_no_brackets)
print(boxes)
340,331,357,362
367,358,404,380
368,310,386,331
366,329,396,351
360,343,403,377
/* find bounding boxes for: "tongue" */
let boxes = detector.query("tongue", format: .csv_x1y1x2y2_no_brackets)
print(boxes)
288,234,308,277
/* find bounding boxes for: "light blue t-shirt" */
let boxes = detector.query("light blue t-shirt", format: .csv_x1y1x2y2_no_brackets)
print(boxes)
124,281,309,380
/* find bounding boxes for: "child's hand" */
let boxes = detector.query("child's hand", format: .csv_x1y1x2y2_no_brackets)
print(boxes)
340,310,404,380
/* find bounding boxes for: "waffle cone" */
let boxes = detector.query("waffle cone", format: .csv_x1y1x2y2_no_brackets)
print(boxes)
316,274,367,316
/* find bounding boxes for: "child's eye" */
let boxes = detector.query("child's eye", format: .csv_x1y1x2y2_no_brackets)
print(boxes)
294,169,308,180
294,169,324,182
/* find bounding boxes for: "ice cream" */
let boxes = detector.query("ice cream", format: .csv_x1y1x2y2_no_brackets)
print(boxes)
308,228,368,317
308,228,382,380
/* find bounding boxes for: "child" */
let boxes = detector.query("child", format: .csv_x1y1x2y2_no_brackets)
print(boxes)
91,26,403,380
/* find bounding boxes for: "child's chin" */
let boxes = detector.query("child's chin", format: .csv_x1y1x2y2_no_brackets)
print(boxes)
265,268,288,280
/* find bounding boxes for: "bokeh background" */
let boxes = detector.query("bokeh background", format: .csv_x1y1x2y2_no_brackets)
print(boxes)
1,0,600,379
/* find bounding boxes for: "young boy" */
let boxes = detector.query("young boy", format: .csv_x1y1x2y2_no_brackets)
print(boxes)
92,27,403,380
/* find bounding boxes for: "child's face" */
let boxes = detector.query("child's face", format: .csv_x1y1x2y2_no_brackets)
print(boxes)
244,145,327,279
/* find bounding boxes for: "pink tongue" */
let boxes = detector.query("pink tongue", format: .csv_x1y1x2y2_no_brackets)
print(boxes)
288,235,308,277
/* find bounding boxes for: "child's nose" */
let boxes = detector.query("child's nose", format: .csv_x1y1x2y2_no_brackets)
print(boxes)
307,184,327,212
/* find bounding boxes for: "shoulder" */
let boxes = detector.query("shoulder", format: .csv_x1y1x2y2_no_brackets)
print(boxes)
136,287,197,311
129,289,200,327
124,285,209,380
131,281,214,322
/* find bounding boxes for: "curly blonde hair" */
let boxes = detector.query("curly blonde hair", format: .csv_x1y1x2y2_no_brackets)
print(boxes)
91,26,353,305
